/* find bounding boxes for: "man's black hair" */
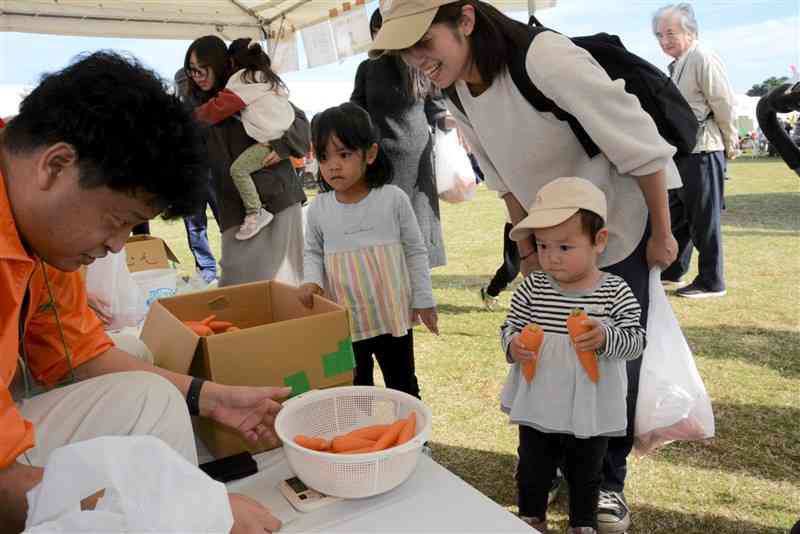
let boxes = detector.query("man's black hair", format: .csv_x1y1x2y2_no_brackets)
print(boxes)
3,51,207,219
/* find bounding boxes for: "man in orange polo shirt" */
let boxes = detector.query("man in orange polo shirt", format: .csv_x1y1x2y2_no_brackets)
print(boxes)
1,53,287,533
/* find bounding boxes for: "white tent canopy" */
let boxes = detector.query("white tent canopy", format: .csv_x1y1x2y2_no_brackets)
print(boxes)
1,0,555,41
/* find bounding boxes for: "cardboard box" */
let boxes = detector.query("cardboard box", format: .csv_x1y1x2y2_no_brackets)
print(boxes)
124,235,180,273
140,280,355,458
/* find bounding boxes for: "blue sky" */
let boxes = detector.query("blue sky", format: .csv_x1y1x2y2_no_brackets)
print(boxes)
1,0,798,112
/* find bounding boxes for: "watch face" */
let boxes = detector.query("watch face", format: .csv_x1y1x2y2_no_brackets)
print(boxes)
287,476,308,494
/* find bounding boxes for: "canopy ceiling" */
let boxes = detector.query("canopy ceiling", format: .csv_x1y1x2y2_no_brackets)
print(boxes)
1,1,556,41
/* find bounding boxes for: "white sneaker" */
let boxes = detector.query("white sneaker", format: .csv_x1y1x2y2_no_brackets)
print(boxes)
235,208,273,240
480,286,499,311
597,490,631,534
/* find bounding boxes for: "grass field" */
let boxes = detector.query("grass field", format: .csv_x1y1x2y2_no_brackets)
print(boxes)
152,157,799,533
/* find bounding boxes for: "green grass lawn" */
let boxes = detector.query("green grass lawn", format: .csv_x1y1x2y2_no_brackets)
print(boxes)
152,157,799,533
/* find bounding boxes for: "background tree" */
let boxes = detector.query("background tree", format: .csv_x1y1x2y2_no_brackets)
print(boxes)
746,76,790,97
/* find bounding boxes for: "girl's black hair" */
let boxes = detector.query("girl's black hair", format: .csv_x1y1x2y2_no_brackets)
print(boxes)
311,102,393,192
227,38,287,92
183,35,230,103
430,1,530,87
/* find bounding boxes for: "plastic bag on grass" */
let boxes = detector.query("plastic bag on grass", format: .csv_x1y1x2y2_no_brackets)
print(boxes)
434,129,477,203
633,269,715,455
24,436,233,533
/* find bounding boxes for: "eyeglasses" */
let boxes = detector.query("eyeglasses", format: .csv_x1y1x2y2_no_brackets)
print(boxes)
187,64,210,80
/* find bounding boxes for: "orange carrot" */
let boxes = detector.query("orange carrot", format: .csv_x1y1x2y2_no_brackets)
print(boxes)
200,314,216,326
331,436,377,453
293,435,330,451
226,326,240,333
184,322,213,336
343,424,390,441
566,308,599,383
208,320,234,333
518,324,544,384
370,420,406,451
396,412,417,445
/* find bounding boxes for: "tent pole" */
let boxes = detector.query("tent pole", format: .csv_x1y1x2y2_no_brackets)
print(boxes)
264,0,314,25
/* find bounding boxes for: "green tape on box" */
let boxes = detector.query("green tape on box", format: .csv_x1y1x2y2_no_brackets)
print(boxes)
284,371,310,397
322,338,356,377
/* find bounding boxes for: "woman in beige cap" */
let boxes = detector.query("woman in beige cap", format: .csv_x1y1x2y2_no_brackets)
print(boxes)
370,2,681,533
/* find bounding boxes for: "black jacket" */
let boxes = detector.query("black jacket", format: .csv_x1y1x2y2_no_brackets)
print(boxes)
204,104,310,233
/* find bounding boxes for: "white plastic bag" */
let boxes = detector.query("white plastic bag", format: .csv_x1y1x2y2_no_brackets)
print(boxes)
25,436,233,533
634,269,715,455
434,129,477,203
85,249,147,330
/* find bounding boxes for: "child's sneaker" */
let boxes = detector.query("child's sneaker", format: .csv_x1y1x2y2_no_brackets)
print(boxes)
597,490,630,533
480,286,499,310
235,208,273,240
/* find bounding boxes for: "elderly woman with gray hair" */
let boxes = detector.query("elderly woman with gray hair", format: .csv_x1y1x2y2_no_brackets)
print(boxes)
653,3,738,299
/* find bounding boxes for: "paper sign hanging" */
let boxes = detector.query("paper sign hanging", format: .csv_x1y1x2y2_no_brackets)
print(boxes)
301,21,338,69
329,6,371,60
270,31,300,74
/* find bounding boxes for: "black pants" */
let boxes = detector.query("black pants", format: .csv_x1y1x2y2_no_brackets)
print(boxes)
662,151,726,291
600,225,651,493
352,330,420,399
487,223,521,297
518,425,608,528
131,222,150,235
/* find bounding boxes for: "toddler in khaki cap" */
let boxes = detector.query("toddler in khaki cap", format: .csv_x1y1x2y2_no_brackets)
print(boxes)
500,176,645,533
509,176,607,242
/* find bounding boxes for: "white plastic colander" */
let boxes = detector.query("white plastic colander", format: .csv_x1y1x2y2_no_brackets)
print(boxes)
275,386,431,499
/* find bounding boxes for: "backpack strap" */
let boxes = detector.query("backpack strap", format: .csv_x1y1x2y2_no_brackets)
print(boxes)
443,23,601,158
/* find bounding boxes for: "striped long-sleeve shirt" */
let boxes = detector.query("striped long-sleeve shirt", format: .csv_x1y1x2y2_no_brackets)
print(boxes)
501,271,645,363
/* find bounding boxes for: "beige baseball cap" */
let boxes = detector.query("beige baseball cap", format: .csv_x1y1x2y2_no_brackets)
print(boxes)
368,0,454,58
509,177,608,242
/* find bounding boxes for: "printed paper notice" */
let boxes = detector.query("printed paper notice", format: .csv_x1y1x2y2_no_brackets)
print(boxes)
301,22,338,69
330,7,372,60
270,32,300,74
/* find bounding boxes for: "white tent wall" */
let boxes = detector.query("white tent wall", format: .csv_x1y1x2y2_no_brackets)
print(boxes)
1,1,554,42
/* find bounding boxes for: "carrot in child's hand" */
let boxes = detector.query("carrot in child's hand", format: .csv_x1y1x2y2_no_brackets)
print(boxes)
396,412,417,445
293,435,330,451
343,424,390,441
331,436,377,453
370,419,407,451
566,308,599,383
518,324,544,384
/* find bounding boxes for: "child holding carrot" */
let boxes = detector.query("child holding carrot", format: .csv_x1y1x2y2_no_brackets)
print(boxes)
298,103,438,399
500,177,646,534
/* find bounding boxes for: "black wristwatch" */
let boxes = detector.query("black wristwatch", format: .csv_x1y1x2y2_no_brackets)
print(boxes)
187,377,206,416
